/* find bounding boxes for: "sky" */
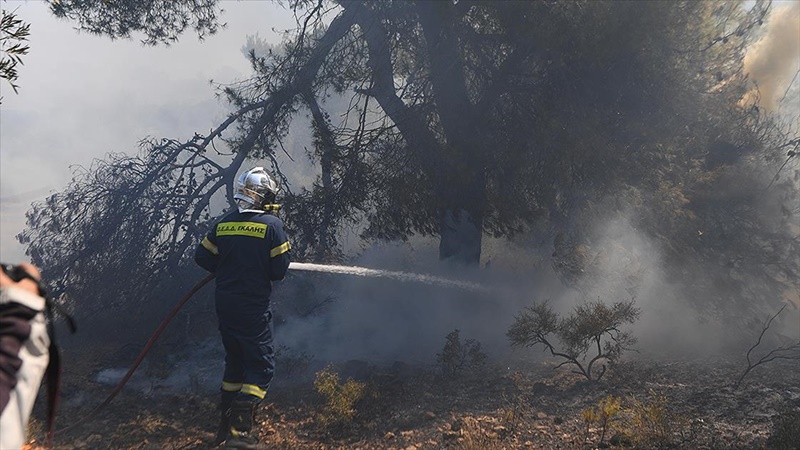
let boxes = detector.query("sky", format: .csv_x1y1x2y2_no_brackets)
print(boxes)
0,0,297,263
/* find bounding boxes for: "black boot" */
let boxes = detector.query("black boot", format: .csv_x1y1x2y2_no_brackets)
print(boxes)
214,391,237,445
223,399,260,449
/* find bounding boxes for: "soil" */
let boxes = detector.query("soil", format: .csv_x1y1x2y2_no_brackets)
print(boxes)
23,348,800,450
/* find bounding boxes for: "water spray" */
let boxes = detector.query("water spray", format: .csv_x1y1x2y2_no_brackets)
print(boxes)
289,262,490,292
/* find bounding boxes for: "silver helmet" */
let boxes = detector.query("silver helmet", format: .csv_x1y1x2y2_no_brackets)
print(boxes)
234,167,279,209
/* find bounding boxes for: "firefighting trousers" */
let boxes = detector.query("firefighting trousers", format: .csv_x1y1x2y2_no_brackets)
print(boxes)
217,309,274,402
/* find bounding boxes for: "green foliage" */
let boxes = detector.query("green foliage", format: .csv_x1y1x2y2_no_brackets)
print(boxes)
313,365,367,428
582,395,623,444
49,0,222,46
766,408,800,450
436,329,487,377
0,7,30,95
560,301,639,361
505,303,559,346
508,299,640,381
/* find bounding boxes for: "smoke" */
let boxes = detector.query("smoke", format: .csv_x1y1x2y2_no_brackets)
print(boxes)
541,213,730,357
92,339,223,394
742,2,800,111
583,216,727,356
273,240,537,367
270,213,722,370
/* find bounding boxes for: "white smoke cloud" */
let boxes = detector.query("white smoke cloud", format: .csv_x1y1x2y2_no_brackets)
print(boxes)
742,2,800,111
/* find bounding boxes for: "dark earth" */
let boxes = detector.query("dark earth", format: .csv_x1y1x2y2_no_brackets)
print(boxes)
22,342,800,450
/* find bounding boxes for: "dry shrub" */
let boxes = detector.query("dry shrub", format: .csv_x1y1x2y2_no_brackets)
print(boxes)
436,329,487,377
621,392,692,448
582,395,622,444
313,365,367,428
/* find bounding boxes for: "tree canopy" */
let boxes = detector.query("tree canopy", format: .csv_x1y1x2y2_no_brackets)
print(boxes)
19,0,799,324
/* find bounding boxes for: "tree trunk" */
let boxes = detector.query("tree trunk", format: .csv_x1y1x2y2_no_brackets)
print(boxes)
416,0,486,266
348,1,487,266
439,208,483,266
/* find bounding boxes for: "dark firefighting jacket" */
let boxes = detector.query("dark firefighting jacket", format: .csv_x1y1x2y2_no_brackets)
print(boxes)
194,207,291,321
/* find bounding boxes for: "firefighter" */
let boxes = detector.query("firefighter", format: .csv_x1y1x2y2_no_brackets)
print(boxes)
194,167,291,449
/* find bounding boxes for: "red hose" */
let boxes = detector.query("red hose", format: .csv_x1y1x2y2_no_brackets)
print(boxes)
56,273,215,438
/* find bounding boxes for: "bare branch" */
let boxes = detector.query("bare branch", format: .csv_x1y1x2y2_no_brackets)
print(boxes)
735,305,800,388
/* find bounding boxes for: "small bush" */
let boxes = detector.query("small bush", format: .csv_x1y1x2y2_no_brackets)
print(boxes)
436,329,487,377
621,392,691,448
578,393,695,448
313,365,367,428
507,299,639,381
582,395,622,444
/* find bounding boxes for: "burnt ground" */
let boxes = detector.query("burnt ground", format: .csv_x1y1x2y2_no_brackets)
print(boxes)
22,346,800,450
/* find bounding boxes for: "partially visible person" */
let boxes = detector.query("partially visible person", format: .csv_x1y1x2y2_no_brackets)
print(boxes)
0,263,49,450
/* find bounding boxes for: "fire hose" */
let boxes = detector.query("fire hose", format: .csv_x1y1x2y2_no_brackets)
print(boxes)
56,273,215,437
